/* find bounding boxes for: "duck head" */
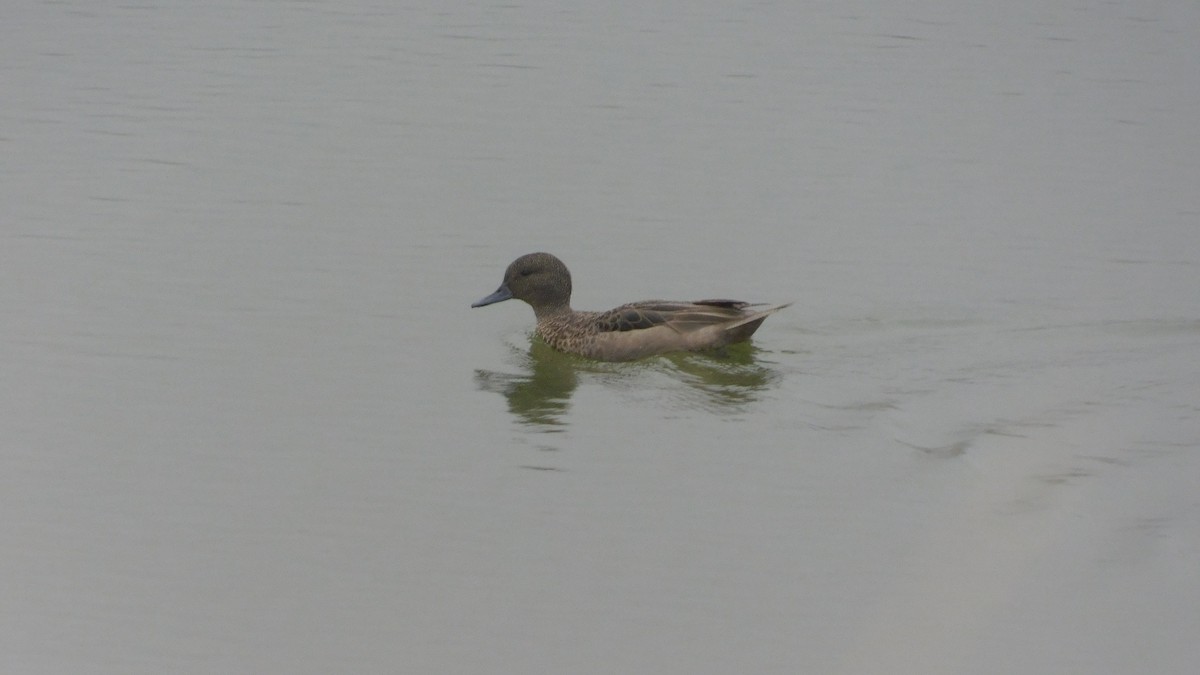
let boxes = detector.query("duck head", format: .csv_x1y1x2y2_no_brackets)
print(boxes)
471,252,573,318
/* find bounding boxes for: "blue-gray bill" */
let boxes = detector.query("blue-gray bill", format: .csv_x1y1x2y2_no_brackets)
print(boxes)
472,285,513,308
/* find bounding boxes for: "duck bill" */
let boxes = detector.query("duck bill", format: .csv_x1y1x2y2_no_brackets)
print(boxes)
471,284,513,308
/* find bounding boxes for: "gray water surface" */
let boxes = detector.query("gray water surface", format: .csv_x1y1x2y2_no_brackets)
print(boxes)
4,1,1199,673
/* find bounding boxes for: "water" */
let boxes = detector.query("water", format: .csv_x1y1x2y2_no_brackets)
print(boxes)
3,1,1199,673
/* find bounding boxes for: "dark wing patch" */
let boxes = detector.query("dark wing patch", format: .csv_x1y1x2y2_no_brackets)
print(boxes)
594,300,756,333
597,306,671,332
692,299,753,310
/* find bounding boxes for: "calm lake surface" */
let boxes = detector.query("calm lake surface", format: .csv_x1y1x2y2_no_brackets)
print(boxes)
4,1,1199,673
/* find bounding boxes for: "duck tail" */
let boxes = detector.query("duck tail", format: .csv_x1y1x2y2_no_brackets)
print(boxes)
724,302,792,330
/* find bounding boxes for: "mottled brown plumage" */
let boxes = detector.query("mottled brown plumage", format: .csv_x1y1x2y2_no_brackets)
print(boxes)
472,252,789,361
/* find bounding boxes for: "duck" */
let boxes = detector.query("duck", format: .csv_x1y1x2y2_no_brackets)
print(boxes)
471,252,789,361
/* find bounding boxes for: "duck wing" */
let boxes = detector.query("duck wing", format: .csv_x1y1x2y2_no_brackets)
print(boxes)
595,300,763,333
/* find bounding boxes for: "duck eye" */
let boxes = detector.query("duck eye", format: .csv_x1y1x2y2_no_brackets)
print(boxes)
519,269,533,277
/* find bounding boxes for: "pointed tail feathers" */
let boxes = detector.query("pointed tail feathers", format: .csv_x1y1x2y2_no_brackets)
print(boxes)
724,302,792,331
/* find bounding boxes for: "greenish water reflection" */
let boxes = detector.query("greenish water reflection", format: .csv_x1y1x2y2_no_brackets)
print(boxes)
474,338,784,427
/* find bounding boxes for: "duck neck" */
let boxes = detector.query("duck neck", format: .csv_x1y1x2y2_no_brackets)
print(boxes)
532,303,572,321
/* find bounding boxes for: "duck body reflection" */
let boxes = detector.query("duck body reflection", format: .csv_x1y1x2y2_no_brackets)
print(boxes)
475,335,785,428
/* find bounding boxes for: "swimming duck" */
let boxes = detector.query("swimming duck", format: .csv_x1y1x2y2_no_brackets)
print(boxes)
472,252,789,361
